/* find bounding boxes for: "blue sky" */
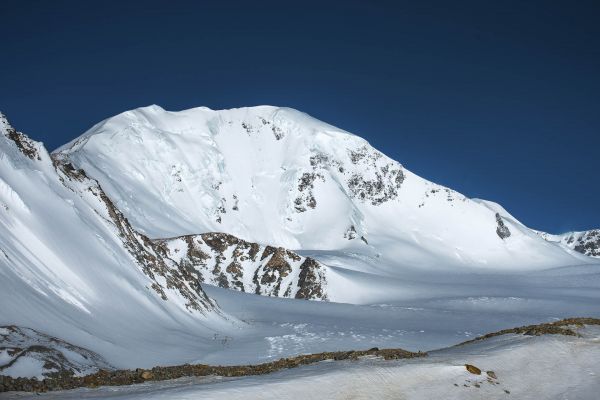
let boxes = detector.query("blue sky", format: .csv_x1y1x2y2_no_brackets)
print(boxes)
1,0,598,233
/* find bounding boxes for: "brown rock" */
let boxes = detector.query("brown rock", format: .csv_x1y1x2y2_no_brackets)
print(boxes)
140,371,153,380
486,370,497,379
465,364,481,375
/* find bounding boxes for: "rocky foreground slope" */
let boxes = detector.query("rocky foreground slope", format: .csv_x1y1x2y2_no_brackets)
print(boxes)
2,318,598,396
0,326,112,381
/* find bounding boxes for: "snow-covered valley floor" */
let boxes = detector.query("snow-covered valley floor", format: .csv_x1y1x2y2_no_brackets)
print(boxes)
5,325,600,400
198,264,600,364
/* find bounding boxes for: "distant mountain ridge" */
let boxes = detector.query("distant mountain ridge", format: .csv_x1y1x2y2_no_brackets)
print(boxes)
538,230,600,258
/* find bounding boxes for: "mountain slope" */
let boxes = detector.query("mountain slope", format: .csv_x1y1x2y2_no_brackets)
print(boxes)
0,326,112,380
2,107,600,381
0,113,235,368
55,105,595,277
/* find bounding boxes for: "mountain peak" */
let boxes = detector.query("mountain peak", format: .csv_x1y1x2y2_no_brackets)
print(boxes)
53,105,405,249
0,112,44,162
54,105,342,155
0,111,13,133
51,105,593,272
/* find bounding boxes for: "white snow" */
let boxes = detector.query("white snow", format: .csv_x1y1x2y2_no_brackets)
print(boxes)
2,358,46,380
54,105,596,279
6,326,600,399
0,114,236,372
1,106,600,392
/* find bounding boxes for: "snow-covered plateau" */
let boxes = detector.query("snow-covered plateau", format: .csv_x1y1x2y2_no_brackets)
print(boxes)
1,105,599,397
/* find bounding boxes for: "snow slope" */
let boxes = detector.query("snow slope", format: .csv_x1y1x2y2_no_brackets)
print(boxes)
55,105,596,281
0,113,237,369
7,325,600,399
0,326,112,380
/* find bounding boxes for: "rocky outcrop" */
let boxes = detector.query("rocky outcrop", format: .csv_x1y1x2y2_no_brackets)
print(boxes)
0,113,41,161
456,317,600,346
295,258,327,300
294,172,323,212
465,364,481,375
155,233,328,300
0,346,423,393
562,230,600,258
294,146,405,211
346,146,405,205
0,326,112,379
538,229,600,258
495,213,511,239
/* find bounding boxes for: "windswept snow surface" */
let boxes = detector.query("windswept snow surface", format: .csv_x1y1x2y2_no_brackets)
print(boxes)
7,326,600,399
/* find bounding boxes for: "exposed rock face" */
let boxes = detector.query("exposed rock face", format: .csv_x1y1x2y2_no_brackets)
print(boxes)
0,113,41,161
295,258,327,300
296,146,405,210
495,213,511,239
465,364,482,375
53,159,217,314
294,172,322,212
155,233,328,300
346,146,405,205
563,230,600,258
0,326,112,379
538,229,600,258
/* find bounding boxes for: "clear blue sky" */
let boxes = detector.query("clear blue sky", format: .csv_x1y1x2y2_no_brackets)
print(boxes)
1,0,598,233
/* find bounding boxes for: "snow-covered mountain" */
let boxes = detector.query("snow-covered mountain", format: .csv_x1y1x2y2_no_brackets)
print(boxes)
2,105,600,381
55,105,595,276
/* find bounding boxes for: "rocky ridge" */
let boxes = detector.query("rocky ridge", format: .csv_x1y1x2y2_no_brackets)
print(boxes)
559,230,600,258
1,113,218,315
0,326,113,380
538,229,600,258
155,233,327,300
52,159,218,314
